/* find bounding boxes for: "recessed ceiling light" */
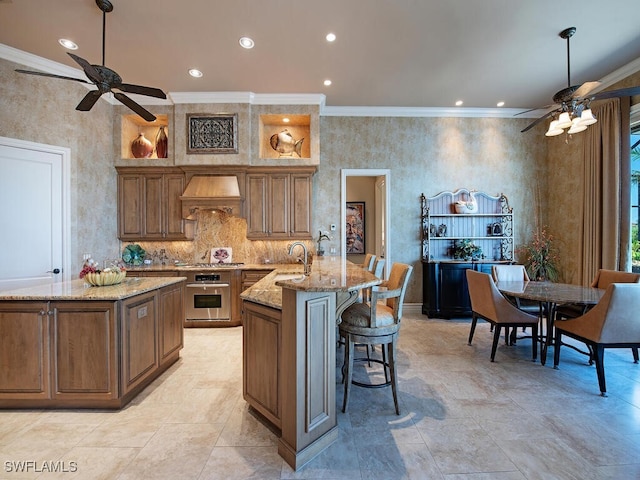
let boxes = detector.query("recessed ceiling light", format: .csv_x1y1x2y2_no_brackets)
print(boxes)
326,33,336,42
188,69,203,78
455,100,463,106
497,101,505,107
324,79,332,86
239,36,255,49
58,38,78,50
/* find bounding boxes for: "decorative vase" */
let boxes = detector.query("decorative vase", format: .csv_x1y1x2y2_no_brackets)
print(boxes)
131,133,153,158
155,126,168,158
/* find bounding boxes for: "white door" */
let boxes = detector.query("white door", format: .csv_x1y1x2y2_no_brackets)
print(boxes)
0,137,70,290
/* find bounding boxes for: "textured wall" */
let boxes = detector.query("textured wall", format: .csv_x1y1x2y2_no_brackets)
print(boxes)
0,57,118,275
318,115,548,302
2,55,553,303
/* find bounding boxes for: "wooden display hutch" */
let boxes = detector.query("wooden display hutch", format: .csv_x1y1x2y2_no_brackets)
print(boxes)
421,189,514,318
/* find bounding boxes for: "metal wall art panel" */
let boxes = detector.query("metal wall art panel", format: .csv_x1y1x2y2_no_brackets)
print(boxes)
187,113,238,154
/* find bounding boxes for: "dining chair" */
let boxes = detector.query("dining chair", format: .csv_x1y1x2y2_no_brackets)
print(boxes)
553,283,640,396
339,262,413,414
556,269,640,362
491,264,542,345
466,269,539,362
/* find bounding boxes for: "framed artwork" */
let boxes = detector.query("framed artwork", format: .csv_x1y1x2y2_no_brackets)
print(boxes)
346,202,365,254
187,113,238,154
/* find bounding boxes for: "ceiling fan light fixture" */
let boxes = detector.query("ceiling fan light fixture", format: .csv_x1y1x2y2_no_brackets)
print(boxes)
556,112,572,129
579,108,597,126
567,117,587,134
545,120,564,137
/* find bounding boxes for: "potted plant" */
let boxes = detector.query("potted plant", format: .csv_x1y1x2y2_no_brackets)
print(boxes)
451,239,484,261
517,226,559,281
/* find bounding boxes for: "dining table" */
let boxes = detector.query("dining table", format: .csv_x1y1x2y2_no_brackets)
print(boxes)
495,280,605,365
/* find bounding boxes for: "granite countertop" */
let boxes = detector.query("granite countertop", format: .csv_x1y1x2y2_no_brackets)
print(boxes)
0,277,186,301
240,257,381,310
125,263,290,272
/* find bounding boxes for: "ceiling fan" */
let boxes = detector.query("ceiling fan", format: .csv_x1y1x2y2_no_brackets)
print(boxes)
15,0,166,122
521,26,640,134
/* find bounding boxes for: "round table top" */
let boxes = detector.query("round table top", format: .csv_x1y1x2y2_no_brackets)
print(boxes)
496,280,604,305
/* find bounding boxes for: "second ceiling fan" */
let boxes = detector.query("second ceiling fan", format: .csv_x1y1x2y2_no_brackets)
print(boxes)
15,0,166,122
521,27,640,135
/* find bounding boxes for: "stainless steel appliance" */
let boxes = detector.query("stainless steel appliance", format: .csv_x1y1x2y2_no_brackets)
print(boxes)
184,271,233,326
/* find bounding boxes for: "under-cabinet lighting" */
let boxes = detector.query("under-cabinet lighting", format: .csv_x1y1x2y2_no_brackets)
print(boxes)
455,100,463,106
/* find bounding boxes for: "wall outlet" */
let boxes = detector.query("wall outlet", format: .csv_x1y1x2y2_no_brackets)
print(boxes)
330,224,336,231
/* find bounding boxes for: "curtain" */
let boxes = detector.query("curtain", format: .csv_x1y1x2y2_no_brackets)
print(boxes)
581,98,631,284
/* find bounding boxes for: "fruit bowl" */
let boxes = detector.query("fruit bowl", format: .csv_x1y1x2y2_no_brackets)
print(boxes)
83,269,127,286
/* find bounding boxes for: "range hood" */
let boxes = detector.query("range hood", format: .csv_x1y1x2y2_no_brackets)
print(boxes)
180,175,243,219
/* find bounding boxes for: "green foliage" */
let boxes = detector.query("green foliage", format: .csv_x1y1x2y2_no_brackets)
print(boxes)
633,224,640,262
451,239,484,261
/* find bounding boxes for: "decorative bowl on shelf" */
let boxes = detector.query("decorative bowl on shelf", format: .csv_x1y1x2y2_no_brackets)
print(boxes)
84,270,127,286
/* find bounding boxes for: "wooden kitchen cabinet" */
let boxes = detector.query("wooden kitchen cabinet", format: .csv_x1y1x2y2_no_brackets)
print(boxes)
0,302,50,400
121,292,158,395
242,300,281,428
0,281,185,409
117,167,190,241
158,281,184,366
51,301,118,402
245,168,314,240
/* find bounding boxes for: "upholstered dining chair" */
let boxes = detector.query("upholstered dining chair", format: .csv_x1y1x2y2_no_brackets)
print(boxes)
557,269,640,320
339,262,413,414
553,283,640,396
491,264,541,345
466,269,539,362
556,269,640,363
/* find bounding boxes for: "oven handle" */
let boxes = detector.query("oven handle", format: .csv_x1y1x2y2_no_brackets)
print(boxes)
186,283,230,288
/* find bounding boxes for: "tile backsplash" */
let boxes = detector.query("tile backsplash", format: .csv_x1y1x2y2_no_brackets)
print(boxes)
129,210,314,266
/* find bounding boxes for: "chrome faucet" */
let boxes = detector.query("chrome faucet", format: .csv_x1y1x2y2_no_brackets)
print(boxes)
288,242,311,276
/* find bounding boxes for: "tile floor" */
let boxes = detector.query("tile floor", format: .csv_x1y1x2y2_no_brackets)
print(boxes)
1,311,640,479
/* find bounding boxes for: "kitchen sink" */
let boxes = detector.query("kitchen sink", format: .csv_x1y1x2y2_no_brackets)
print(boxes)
273,273,306,281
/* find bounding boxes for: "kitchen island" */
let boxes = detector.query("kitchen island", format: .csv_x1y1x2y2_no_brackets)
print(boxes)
0,276,185,409
240,256,380,469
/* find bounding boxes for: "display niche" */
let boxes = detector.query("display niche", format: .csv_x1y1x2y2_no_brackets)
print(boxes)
120,114,170,160
259,114,311,159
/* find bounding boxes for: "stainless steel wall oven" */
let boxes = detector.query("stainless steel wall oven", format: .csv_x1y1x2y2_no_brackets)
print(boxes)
184,271,231,325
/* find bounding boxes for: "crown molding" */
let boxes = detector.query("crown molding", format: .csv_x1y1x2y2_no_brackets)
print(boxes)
320,106,538,118
0,43,86,79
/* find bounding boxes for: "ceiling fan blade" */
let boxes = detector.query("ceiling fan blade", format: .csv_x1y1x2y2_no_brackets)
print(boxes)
113,92,157,122
589,86,640,101
117,83,166,99
514,104,557,116
67,53,102,84
75,90,103,111
572,81,601,99
15,69,92,84
521,108,561,133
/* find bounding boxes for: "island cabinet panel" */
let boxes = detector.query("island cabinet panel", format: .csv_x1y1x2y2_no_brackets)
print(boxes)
158,283,184,366
242,300,281,428
0,302,49,399
122,292,158,395
51,302,117,400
